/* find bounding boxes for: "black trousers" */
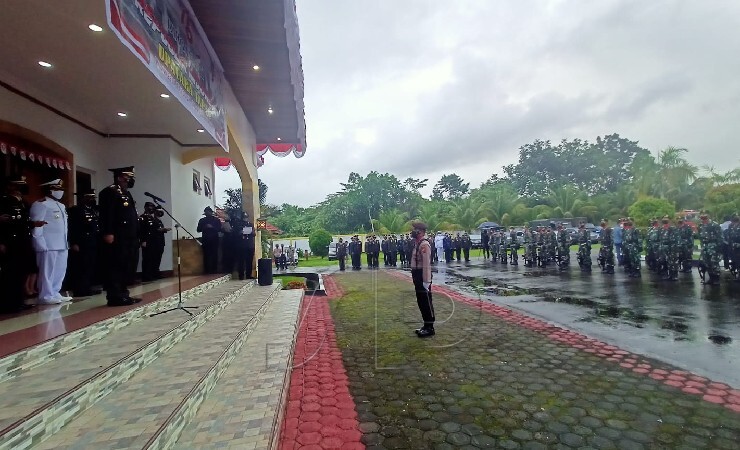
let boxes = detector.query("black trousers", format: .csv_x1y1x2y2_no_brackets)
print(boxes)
70,242,97,293
235,239,255,279
0,241,27,311
102,238,136,301
411,268,435,327
463,248,470,261
351,253,361,269
202,238,219,274
338,256,346,271
141,243,164,281
455,248,461,261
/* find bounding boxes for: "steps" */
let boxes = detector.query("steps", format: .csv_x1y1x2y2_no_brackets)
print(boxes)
0,280,304,450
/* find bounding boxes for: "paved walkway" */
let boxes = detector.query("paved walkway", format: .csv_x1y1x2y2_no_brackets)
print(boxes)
284,271,739,449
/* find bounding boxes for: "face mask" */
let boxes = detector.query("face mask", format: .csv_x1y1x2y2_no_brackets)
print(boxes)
127,177,135,189
50,190,64,200
18,184,29,196
410,230,419,239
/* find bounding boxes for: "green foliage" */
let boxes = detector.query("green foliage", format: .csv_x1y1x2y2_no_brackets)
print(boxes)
628,197,676,227
704,184,740,220
221,188,243,218
431,174,470,200
447,197,489,232
258,179,268,205
308,229,333,257
373,209,410,234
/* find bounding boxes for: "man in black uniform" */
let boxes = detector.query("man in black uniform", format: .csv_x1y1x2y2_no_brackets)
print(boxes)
67,189,101,296
197,206,222,274
232,211,256,279
0,175,35,313
336,237,347,271
350,235,362,270
461,232,472,262
139,202,170,281
99,166,141,306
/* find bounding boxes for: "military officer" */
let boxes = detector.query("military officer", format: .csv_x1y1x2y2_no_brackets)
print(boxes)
461,232,472,262
67,189,101,297
658,216,680,281
453,233,462,261
598,219,615,274
481,229,490,260
728,215,740,281
622,219,642,278
556,223,570,270
676,218,694,273
577,222,592,272
645,219,660,271
698,212,723,285
232,211,256,280
99,166,141,306
0,175,36,313
30,179,71,304
139,202,170,281
197,206,222,274
336,237,347,271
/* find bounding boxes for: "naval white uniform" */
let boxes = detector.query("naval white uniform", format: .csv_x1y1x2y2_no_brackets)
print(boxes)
30,197,69,303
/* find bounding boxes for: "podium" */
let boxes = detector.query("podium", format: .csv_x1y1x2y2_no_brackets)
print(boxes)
257,258,273,286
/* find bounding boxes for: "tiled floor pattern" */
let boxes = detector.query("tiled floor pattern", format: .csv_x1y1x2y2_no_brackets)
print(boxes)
0,275,229,381
387,270,740,414
0,281,253,448
172,290,303,450
279,282,364,450
33,284,281,450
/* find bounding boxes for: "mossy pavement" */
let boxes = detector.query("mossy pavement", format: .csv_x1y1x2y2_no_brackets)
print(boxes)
328,271,739,449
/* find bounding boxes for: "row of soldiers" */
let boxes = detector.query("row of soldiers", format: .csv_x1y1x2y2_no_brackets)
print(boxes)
478,213,739,284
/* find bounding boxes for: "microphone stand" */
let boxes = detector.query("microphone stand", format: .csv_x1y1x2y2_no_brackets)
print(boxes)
150,200,200,317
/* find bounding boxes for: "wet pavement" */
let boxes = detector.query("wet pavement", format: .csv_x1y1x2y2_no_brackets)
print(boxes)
432,254,740,387
318,272,739,450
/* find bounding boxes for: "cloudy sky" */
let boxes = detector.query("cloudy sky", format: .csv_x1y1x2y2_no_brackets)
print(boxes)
217,0,740,207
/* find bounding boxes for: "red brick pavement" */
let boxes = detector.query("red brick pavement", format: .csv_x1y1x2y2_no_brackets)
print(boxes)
388,271,740,414
279,275,364,450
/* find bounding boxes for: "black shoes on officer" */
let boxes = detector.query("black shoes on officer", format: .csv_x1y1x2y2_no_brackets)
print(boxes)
107,296,142,307
415,326,435,338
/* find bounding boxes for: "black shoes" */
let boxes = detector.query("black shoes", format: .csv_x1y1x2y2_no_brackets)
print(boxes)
415,326,435,338
107,297,142,307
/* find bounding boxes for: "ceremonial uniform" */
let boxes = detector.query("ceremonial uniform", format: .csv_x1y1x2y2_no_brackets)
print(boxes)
0,177,33,313
139,204,168,281
461,233,472,262
67,191,100,296
232,214,256,279
336,239,347,271
30,180,70,304
197,207,222,274
99,167,140,306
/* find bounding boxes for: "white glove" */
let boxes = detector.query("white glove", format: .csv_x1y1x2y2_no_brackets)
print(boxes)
423,282,431,291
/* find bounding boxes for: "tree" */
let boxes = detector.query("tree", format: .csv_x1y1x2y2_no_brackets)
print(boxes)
704,184,740,220
447,197,489,232
258,179,268,205
373,209,410,234
221,188,243,218
431,174,470,200
416,202,453,232
308,229,333,258
627,197,676,227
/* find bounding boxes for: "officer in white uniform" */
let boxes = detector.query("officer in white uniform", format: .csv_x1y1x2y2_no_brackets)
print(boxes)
30,179,71,304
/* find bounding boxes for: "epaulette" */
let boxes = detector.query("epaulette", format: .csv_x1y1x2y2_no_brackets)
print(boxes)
39,198,46,202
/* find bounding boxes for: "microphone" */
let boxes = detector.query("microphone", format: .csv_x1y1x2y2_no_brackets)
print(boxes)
144,192,166,204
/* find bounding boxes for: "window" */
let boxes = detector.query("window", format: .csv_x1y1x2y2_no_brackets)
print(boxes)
203,176,212,198
192,169,201,194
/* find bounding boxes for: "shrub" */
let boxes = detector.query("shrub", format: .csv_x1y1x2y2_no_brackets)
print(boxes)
628,197,675,227
309,229,333,258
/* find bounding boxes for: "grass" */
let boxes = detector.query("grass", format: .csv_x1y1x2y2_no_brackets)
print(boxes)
283,255,336,268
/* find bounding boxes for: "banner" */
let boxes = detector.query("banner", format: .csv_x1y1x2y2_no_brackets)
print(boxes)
106,0,228,150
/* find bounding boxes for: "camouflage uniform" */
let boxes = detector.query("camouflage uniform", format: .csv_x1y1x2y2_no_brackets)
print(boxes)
622,222,642,277
548,227,558,263
728,216,740,280
598,222,615,274
490,231,499,262
645,221,660,271
698,215,723,284
676,221,694,273
508,228,519,265
577,225,592,272
523,227,535,267
536,227,547,267
556,226,570,270
658,218,680,281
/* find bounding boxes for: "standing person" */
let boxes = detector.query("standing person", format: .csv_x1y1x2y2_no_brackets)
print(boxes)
388,235,398,267
577,222,592,272
434,232,445,264
336,237,347,271
728,215,740,281
659,216,679,281
481,229,490,260
698,212,723,285
622,219,642,278
67,189,101,296
98,166,141,306
613,219,624,266
233,211,256,279
461,232,472,262
350,235,362,270
676,218,694,273
0,176,35,313
443,233,452,263
139,202,169,281
397,235,406,267
409,221,435,338
197,206,221,274
556,223,570,270
453,233,462,261
645,219,660,271
220,214,234,274
598,219,615,274
30,179,71,304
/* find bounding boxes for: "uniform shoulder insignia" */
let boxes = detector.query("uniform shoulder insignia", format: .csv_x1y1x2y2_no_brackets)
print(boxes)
39,198,46,202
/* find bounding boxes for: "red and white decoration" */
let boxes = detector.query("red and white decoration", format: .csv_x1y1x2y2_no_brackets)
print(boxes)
0,139,72,170
213,143,303,171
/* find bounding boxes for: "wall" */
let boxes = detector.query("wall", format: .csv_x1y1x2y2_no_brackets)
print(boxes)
169,149,217,240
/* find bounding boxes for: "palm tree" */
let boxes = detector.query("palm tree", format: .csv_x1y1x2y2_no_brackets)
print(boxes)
416,202,452,232
480,186,519,223
447,197,489,232
373,209,410,234
655,147,698,200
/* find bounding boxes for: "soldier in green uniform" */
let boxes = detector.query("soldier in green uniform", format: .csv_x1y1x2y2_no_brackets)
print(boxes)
676,218,694,273
536,226,547,267
645,219,660,271
577,222,592,272
658,216,679,281
622,219,642,277
728,215,740,281
547,223,558,264
522,225,534,267
490,231,499,262
698,212,723,285
508,227,519,265
598,219,615,274
556,223,570,270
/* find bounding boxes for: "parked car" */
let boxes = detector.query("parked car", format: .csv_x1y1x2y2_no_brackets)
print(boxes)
469,234,482,248
327,242,337,260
